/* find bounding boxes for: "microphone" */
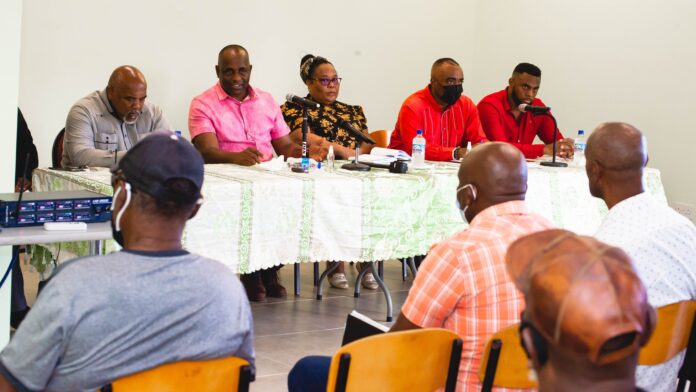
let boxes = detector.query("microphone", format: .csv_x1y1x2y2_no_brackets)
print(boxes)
518,103,551,114
337,118,376,145
286,94,320,109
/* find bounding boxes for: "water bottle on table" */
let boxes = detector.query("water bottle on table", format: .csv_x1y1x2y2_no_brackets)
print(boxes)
574,129,586,166
412,130,426,168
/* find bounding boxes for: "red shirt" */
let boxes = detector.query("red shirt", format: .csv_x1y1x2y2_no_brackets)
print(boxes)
389,86,487,161
477,88,564,158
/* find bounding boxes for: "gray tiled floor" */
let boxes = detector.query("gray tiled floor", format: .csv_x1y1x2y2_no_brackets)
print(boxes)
21,258,413,392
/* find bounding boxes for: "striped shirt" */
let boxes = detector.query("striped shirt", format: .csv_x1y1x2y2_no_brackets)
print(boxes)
389,86,487,161
401,201,553,391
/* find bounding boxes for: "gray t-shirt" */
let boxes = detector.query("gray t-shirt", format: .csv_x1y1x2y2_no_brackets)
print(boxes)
62,89,171,168
0,249,254,392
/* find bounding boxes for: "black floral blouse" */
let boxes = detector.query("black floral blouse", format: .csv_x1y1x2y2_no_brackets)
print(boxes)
281,97,369,149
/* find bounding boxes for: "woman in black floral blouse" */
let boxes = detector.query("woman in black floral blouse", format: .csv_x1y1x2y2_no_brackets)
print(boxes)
281,54,374,159
281,54,377,290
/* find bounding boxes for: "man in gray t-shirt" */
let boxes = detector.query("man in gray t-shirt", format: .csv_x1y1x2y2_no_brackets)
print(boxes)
0,131,254,392
62,65,171,168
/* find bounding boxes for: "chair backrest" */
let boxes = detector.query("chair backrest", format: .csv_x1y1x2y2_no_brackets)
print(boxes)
478,300,696,391
103,356,252,392
478,325,536,390
639,300,696,365
368,130,389,148
325,328,462,392
52,128,65,168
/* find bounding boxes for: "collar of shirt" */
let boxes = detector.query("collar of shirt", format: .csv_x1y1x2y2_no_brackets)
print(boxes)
98,89,119,119
214,82,256,103
469,200,529,227
605,192,652,217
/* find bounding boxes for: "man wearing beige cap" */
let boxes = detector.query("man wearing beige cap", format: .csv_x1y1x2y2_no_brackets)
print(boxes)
506,229,655,392
586,122,696,391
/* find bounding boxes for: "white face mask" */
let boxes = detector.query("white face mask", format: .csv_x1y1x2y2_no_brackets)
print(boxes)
455,184,477,223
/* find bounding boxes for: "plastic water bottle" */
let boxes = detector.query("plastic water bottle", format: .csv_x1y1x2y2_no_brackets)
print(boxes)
574,130,586,166
412,130,426,168
327,145,335,170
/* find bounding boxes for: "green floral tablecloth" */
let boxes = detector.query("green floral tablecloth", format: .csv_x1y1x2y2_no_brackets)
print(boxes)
32,161,667,274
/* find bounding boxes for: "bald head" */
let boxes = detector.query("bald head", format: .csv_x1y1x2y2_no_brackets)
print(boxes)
216,44,252,101
585,122,647,207
586,122,647,173
108,65,146,88
457,142,527,221
106,66,147,124
218,44,249,67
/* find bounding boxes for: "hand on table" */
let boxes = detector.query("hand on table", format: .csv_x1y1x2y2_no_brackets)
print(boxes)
231,147,263,166
544,138,575,159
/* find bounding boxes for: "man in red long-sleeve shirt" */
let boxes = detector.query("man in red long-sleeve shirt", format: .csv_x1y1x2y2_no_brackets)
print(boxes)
389,58,487,161
477,62,574,159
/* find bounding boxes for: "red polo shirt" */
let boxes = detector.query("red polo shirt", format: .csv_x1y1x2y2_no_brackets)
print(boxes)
477,88,564,158
389,86,487,161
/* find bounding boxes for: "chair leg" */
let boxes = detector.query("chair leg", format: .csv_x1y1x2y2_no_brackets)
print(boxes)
353,263,370,298
378,260,384,280
316,261,341,300
368,260,393,322
239,365,252,392
401,258,407,281
408,257,418,277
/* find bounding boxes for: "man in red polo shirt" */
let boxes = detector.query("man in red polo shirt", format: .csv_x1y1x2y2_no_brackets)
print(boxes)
478,63,574,159
389,58,487,161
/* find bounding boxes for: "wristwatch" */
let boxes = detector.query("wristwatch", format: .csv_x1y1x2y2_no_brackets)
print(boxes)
452,147,461,160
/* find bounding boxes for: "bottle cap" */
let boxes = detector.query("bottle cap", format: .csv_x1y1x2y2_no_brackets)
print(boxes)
578,129,585,135
417,130,423,135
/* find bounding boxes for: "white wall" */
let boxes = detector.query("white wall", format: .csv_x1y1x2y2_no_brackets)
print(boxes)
0,0,23,347
18,0,695,216
468,0,696,215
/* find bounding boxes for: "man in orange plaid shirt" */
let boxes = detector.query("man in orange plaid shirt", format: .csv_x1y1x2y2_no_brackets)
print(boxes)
391,142,554,391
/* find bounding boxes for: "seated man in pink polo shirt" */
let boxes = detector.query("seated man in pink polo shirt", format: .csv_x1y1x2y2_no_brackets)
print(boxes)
188,44,328,301
477,63,574,159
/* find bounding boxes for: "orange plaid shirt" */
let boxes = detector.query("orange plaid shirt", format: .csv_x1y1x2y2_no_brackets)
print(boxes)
401,201,553,391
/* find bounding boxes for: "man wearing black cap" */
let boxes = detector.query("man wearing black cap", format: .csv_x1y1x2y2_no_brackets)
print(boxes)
506,229,655,391
0,131,255,391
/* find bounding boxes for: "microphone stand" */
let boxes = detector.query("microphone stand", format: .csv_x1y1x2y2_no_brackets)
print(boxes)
539,112,567,168
341,140,370,171
292,107,310,173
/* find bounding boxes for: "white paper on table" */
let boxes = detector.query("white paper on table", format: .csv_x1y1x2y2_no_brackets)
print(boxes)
257,155,286,171
369,147,411,160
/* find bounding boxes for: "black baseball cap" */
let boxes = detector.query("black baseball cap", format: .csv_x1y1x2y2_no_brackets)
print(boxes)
112,131,204,203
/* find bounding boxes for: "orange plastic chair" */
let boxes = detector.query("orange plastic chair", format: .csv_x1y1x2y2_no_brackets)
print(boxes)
478,300,696,391
368,130,389,148
639,300,696,365
325,328,462,392
101,356,252,392
478,325,536,390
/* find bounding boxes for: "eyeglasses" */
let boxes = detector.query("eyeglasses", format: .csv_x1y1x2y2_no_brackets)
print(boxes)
312,77,342,86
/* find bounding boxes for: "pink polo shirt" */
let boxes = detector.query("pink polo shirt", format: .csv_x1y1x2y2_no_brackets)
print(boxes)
188,83,290,161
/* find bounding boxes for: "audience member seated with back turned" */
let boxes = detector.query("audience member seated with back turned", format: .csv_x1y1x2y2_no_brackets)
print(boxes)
11,109,39,329
62,65,171,168
506,229,655,392
281,54,377,291
287,142,553,391
477,63,574,159
587,122,696,392
388,58,487,161
188,44,328,302
0,131,255,392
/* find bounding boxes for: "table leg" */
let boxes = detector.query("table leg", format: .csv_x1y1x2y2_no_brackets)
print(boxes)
294,263,300,296
401,258,408,281
369,260,393,322
313,262,319,286
408,257,418,277
316,261,340,300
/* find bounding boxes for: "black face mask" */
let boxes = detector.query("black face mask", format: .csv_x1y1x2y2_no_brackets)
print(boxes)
440,84,463,107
